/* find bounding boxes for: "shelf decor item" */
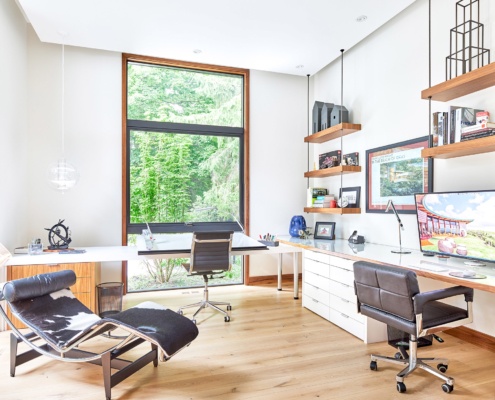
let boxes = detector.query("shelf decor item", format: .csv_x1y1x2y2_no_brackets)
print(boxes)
339,186,361,208
289,215,307,237
366,136,433,214
312,101,324,133
446,0,490,80
320,102,334,130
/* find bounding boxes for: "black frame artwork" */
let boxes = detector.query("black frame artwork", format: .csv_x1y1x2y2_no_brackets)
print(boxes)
314,222,336,240
339,186,361,208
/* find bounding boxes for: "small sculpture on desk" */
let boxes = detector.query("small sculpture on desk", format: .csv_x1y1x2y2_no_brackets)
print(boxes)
45,219,72,250
298,228,312,239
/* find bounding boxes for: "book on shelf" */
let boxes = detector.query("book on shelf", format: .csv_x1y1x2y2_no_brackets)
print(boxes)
460,128,495,142
454,107,483,143
306,187,328,207
312,194,335,208
432,111,448,146
461,122,495,134
449,105,460,145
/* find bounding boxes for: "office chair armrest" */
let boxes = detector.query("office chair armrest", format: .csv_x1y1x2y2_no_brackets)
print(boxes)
413,286,474,314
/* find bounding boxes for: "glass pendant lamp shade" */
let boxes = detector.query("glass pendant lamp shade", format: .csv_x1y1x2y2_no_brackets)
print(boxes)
48,38,79,192
48,158,79,191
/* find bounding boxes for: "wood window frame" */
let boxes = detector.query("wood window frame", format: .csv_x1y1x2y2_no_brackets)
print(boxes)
121,53,251,293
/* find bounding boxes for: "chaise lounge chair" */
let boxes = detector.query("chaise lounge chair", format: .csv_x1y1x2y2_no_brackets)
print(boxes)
0,270,199,399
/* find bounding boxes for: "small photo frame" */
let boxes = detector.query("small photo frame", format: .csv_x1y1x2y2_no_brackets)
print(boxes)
314,222,336,240
339,186,361,208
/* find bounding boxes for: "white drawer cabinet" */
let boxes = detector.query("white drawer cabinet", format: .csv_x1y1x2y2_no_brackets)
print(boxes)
302,249,387,343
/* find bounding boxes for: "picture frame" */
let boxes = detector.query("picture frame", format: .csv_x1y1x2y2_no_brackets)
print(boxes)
314,222,336,240
339,186,361,208
365,136,433,214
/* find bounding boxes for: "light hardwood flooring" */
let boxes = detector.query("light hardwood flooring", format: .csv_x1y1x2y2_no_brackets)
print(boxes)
1,279,494,400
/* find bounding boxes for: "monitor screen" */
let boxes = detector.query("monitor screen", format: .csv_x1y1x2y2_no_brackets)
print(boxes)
414,190,495,263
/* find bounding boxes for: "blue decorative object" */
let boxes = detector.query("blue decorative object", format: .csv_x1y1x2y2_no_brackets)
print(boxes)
289,215,306,237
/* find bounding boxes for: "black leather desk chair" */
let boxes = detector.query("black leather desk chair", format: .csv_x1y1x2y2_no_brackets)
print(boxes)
353,261,473,394
178,231,233,323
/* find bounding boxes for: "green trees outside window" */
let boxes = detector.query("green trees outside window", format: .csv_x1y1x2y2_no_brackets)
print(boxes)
124,58,247,292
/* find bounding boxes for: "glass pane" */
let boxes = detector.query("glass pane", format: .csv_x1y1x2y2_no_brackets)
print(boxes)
129,130,240,224
127,63,243,127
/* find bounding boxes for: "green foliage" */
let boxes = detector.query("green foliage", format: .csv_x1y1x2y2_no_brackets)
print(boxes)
127,62,244,290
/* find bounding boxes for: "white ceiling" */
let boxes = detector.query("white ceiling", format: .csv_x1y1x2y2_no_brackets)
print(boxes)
16,0,416,76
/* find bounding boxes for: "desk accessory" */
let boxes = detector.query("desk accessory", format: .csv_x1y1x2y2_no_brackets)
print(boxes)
289,215,306,237
348,230,364,244
45,219,72,250
258,240,279,247
385,200,411,254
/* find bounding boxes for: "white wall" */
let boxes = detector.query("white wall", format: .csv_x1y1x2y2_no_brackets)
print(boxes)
25,28,123,282
307,0,495,249
249,70,307,275
0,0,29,253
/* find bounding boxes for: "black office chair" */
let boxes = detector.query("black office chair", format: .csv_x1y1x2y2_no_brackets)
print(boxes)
353,261,473,394
178,231,233,323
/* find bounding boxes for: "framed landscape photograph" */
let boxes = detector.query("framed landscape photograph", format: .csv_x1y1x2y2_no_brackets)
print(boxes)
365,136,433,214
314,222,336,240
339,186,361,208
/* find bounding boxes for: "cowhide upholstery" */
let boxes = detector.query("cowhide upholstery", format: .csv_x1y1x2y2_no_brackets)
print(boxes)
3,270,199,357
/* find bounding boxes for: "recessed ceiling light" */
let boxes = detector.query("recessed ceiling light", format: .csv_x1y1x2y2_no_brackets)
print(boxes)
356,15,367,22
193,49,202,54
296,64,304,69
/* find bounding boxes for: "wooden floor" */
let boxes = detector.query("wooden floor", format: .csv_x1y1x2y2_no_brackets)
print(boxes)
1,279,494,400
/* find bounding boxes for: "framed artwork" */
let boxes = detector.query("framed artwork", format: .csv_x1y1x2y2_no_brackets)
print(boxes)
314,222,336,240
339,186,361,208
365,136,433,214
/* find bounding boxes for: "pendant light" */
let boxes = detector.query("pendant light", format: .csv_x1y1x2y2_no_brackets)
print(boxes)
48,38,79,192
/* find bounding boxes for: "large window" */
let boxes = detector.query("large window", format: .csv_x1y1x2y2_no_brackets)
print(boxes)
122,55,249,292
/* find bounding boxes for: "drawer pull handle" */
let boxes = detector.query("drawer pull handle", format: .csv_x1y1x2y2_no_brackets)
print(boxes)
312,299,319,303
341,299,350,303
341,313,349,318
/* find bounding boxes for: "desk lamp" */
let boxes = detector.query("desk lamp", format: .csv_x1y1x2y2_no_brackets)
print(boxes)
385,200,411,254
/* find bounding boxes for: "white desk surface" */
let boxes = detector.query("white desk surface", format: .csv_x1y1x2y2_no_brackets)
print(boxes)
278,236,495,294
6,235,302,267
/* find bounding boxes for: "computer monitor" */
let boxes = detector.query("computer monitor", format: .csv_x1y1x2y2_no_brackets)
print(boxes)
414,190,495,264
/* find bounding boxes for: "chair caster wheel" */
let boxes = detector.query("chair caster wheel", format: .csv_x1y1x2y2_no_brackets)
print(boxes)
177,309,183,315
192,319,197,325
224,316,231,322
442,383,454,393
437,363,448,373
227,305,232,311
396,382,406,393
370,361,377,371
394,352,403,360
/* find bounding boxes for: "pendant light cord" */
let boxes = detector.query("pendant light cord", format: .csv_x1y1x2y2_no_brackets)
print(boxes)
61,42,65,158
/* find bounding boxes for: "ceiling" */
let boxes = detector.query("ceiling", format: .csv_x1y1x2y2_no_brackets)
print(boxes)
16,0,417,76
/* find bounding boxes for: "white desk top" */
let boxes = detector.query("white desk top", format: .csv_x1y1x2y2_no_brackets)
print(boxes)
6,235,301,267
278,236,495,293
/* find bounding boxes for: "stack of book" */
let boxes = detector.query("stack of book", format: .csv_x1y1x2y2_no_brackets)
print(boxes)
306,187,328,207
461,122,495,142
312,195,335,208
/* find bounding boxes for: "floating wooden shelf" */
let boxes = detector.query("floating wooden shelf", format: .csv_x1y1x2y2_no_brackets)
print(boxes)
421,62,495,102
304,123,362,144
304,207,361,215
421,136,495,159
304,165,361,178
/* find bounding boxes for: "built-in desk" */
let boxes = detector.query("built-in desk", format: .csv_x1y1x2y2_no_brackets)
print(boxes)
279,237,495,349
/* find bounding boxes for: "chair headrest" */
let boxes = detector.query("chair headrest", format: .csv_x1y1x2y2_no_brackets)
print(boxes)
2,270,77,302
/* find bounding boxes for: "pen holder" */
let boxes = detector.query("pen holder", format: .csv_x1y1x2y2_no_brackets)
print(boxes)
259,240,279,247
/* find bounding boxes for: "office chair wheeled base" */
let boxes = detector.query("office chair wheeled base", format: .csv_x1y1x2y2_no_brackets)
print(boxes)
178,279,232,323
369,338,454,394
